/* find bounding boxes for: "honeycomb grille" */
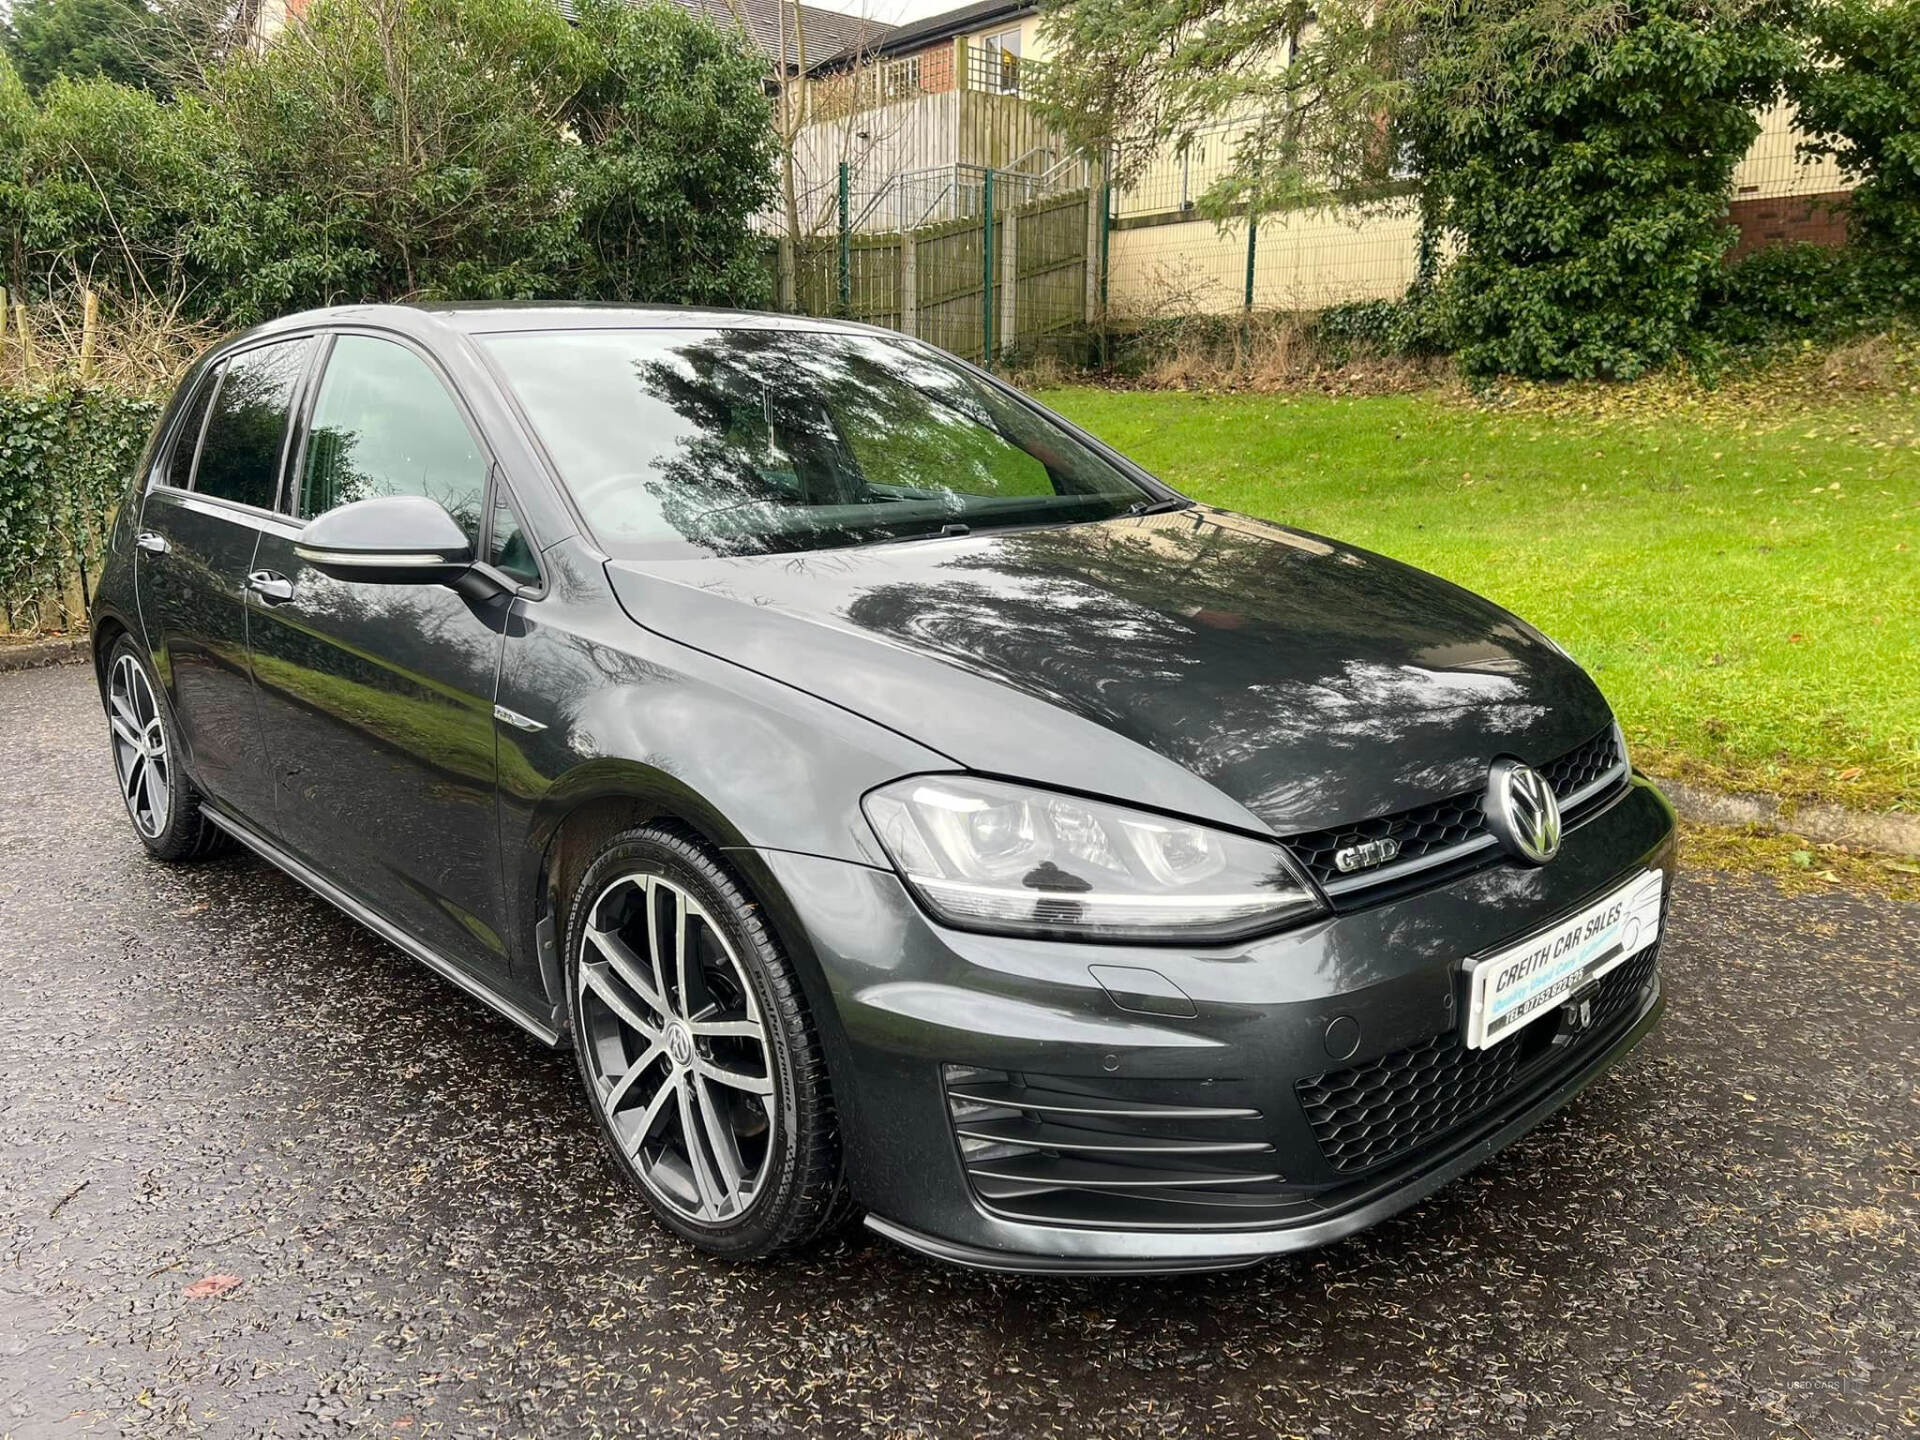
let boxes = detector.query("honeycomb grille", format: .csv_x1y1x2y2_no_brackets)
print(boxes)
1279,792,1488,889
1297,944,1660,1174
1539,728,1625,803
1279,726,1627,891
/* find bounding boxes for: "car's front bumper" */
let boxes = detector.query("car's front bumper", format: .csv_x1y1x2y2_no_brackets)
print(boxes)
757,775,1678,1274
866,983,1663,1273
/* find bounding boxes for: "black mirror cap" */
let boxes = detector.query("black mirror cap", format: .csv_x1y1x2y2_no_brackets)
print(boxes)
294,495,474,586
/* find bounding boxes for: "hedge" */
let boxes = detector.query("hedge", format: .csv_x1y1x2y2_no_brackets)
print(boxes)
1,0,779,328
0,384,155,631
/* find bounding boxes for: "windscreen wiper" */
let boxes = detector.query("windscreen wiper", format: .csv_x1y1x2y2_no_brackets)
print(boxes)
1128,497,1190,516
889,520,973,542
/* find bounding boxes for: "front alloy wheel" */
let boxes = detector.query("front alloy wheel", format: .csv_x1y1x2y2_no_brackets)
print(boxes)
565,827,845,1257
578,871,775,1223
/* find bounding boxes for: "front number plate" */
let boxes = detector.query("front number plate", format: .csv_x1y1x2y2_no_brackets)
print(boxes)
1464,869,1665,1050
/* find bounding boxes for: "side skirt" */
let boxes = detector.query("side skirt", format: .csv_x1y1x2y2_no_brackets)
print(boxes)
201,805,563,1048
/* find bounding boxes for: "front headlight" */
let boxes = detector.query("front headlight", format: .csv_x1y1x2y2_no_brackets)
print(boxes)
862,776,1324,942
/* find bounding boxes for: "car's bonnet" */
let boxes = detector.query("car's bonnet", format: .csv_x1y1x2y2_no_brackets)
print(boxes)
603,506,1614,836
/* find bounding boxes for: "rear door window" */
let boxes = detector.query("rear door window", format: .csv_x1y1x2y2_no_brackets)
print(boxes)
193,339,312,510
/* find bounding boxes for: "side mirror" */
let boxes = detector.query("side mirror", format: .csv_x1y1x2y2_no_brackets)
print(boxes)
294,495,473,587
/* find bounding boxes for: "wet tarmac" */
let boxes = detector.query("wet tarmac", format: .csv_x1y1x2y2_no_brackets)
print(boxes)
3,661,1915,1438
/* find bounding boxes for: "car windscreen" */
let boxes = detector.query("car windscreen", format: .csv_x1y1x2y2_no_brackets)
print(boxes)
480,327,1157,558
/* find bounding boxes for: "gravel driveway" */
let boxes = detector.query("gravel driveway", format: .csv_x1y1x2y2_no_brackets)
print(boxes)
3,661,1915,1438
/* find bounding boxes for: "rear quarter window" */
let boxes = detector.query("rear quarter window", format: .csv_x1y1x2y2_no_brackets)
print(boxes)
162,365,221,491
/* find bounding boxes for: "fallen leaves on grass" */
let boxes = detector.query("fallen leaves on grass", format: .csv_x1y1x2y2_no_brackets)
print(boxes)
1637,741,1916,818
1480,329,1920,432
1679,820,1920,903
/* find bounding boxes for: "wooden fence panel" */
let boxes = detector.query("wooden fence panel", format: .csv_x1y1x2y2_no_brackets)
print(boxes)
791,236,904,333
914,218,988,363
778,186,1092,364
1014,193,1088,340
849,238,903,332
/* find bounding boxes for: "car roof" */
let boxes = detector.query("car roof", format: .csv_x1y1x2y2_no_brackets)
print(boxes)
241,301,895,343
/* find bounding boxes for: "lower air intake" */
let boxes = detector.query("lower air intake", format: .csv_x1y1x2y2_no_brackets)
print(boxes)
1297,944,1661,1174
942,1068,1310,1231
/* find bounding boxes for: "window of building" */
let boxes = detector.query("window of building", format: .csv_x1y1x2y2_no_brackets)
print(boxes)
974,29,1022,92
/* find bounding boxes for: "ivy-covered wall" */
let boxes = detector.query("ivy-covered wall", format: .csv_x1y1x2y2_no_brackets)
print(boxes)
0,385,156,631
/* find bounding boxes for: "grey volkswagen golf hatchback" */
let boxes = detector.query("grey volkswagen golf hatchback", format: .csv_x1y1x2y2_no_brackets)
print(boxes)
91,304,1676,1272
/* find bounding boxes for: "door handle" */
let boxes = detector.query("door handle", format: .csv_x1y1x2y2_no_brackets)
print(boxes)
135,531,169,555
247,570,295,604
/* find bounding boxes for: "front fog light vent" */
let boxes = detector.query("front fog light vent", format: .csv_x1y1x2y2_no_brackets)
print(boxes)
940,1065,1303,1230
944,1068,1032,1163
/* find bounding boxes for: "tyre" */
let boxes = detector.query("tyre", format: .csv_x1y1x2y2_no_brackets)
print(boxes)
564,825,845,1258
104,637,229,863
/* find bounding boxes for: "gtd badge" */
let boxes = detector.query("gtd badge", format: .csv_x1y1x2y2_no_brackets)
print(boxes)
1333,836,1401,873
1485,758,1563,865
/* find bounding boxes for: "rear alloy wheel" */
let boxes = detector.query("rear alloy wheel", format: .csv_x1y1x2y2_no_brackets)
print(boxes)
104,638,227,862
109,651,171,840
565,827,844,1256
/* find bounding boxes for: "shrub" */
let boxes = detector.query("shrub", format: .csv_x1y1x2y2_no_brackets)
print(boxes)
565,0,777,307
1701,241,1904,346
0,0,170,95
1407,0,1796,380
1315,290,1455,360
0,0,778,323
199,0,589,319
3,67,219,304
1791,0,1920,303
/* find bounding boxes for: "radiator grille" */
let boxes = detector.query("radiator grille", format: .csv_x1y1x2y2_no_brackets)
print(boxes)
1540,728,1626,804
1280,792,1487,890
1280,726,1628,896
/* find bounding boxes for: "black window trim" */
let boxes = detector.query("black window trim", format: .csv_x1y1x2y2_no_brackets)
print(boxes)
285,324,546,597
281,329,337,519
147,330,324,523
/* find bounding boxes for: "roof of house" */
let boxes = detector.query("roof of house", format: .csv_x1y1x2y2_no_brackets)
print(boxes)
856,0,1036,60
667,0,897,67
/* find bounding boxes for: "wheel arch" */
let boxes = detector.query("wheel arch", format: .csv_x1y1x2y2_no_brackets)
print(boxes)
520,761,851,1062
89,609,136,696
523,762,867,1176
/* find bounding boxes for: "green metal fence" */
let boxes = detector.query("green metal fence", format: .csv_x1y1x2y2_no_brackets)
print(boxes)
778,162,1094,370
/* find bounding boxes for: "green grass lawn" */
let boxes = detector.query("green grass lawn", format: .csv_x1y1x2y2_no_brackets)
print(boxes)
1040,385,1920,811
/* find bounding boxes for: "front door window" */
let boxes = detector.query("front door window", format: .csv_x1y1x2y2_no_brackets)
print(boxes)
298,335,488,543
